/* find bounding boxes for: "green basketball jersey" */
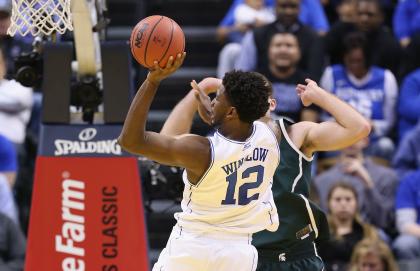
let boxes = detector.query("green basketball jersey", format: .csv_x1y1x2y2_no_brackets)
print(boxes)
253,118,329,253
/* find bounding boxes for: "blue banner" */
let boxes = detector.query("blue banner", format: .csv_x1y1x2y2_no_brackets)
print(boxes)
38,124,132,157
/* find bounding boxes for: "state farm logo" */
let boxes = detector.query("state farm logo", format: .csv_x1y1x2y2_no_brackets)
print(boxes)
78,128,97,141
54,128,122,156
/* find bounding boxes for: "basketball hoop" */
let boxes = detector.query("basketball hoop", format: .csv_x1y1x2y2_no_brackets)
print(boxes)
7,0,73,37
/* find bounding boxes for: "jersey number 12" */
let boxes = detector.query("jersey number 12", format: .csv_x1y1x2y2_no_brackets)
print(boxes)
221,165,264,205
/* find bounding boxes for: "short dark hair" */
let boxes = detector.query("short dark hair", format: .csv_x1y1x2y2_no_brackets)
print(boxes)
222,70,271,123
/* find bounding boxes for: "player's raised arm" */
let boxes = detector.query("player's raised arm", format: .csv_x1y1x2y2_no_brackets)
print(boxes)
118,53,210,177
160,77,221,136
294,79,371,155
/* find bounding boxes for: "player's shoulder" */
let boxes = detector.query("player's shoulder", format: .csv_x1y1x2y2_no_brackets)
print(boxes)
172,134,211,152
261,118,282,142
285,121,317,155
178,133,210,143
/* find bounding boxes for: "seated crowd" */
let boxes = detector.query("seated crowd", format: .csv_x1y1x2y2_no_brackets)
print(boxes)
1,0,420,270
215,0,420,270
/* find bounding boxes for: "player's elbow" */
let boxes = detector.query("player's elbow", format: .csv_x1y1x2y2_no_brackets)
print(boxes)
118,135,144,155
356,118,372,139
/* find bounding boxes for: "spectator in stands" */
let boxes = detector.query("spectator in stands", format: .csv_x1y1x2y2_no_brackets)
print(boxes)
393,0,420,48
0,175,18,226
392,121,420,179
0,134,19,227
216,0,275,44
319,182,379,271
325,0,401,77
393,170,420,266
398,69,420,142
336,0,357,23
0,134,16,187
320,32,397,160
393,0,420,77
0,212,25,271
217,0,329,44
314,137,398,230
235,0,325,81
217,0,275,78
0,46,33,148
259,32,319,122
0,0,31,78
349,238,399,271
400,40,420,79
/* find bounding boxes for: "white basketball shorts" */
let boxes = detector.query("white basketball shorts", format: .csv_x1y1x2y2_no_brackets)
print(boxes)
152,224,258,271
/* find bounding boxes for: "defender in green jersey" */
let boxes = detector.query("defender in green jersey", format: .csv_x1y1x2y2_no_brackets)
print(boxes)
159,76,370,271
253,118,329,271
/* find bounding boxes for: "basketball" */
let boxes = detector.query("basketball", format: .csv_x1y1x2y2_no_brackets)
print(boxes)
130,15,185,69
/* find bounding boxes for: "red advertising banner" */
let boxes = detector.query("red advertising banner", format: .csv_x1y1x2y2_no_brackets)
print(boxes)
26,157,149,271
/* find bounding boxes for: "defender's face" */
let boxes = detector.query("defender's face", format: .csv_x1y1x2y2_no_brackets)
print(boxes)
210,85,232,127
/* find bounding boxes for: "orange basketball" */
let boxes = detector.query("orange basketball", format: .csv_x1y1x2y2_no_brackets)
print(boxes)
130,15,185,69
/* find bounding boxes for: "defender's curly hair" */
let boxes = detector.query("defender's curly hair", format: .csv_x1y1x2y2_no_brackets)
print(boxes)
222,70,271,123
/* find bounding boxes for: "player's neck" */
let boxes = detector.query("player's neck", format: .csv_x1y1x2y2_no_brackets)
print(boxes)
218,121,254,142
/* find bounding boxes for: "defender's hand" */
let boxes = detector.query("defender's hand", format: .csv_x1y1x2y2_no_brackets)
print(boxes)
147,52,186,84
191,80,212,125
196,77,222,95
296,79,325,107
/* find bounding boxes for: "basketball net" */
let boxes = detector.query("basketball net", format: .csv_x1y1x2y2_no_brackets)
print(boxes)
7,0,73,37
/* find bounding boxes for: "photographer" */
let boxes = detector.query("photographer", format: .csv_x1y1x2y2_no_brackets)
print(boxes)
0,47,33,149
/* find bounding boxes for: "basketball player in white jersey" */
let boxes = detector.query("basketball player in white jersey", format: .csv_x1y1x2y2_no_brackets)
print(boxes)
119,54,371,271
120,54,280,271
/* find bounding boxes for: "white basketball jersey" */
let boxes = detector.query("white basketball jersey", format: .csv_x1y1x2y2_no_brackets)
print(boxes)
175,121,280,234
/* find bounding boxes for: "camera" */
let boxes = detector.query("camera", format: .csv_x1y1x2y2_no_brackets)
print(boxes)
70,75,103,123
14,51,43,89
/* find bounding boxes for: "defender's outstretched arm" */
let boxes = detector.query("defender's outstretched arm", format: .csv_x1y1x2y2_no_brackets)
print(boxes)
293,79,371,155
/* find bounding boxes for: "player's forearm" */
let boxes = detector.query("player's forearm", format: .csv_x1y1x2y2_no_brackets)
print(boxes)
317,90,371,138
161,89,198,136
118,78,159,153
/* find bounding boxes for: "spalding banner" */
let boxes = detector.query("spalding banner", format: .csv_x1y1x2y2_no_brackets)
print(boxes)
38,125,131,157
26,157,149,271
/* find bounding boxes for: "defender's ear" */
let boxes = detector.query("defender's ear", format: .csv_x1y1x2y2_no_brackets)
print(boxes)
269,98,277,112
